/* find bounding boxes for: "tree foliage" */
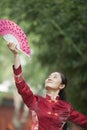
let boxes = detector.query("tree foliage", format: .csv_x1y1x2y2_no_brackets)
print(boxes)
0,0,87,115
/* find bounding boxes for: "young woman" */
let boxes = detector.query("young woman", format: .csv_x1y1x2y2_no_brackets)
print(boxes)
7,43,87,130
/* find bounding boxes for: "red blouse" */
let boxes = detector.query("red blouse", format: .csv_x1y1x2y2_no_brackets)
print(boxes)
13,65,87,130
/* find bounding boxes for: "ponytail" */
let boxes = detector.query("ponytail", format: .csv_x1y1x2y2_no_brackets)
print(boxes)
59,89,66,101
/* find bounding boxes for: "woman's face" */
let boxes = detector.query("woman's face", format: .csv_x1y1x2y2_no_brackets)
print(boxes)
45,72,62,90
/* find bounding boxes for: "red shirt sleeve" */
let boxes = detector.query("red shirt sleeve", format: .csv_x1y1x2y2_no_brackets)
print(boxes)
69,105,87,128
12,65,36,109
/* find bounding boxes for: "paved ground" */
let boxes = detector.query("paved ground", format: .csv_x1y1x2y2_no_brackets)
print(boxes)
0,106,32,130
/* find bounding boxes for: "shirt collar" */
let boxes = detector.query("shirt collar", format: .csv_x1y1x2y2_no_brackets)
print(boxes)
46,94,59,102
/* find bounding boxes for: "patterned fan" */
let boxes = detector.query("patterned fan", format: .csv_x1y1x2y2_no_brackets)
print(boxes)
0,19,31,57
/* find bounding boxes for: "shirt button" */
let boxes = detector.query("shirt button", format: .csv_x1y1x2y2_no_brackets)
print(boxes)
47,111,51,115
54,100,58,103
54,113,58,116
48,100,52,103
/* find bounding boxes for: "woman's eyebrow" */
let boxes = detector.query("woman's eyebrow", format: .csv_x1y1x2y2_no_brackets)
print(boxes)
48,73,58,77
51,73,58,77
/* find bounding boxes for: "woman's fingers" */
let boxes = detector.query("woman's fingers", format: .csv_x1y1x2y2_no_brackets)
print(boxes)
7,42,18,54
7,42,16,48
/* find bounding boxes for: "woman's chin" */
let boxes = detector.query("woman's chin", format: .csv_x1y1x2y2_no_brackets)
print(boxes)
45,85,53,90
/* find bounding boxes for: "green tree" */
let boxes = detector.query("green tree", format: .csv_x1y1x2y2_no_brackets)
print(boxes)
0,0,87,115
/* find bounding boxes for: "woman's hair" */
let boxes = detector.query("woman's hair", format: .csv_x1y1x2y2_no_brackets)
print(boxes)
59,72,67,100
58,72,68,130
60,72,67,86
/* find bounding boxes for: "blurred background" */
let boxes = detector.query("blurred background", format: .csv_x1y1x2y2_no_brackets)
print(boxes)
0,0,87,130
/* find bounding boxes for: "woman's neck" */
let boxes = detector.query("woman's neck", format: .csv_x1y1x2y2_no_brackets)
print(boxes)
46,90,60,100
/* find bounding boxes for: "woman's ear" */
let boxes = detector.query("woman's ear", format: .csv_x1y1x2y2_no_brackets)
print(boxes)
59,84,65,90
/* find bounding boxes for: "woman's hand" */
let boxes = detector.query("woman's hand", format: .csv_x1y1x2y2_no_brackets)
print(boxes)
7,42,19,55
7,42,21,68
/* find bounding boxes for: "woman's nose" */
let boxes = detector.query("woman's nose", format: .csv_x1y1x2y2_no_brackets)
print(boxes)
48,77,53,81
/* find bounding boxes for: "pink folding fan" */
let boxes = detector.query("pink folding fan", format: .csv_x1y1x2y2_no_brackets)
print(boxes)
0,19,31,57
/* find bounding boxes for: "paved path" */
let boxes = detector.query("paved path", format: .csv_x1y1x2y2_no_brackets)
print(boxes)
0,106,32,130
